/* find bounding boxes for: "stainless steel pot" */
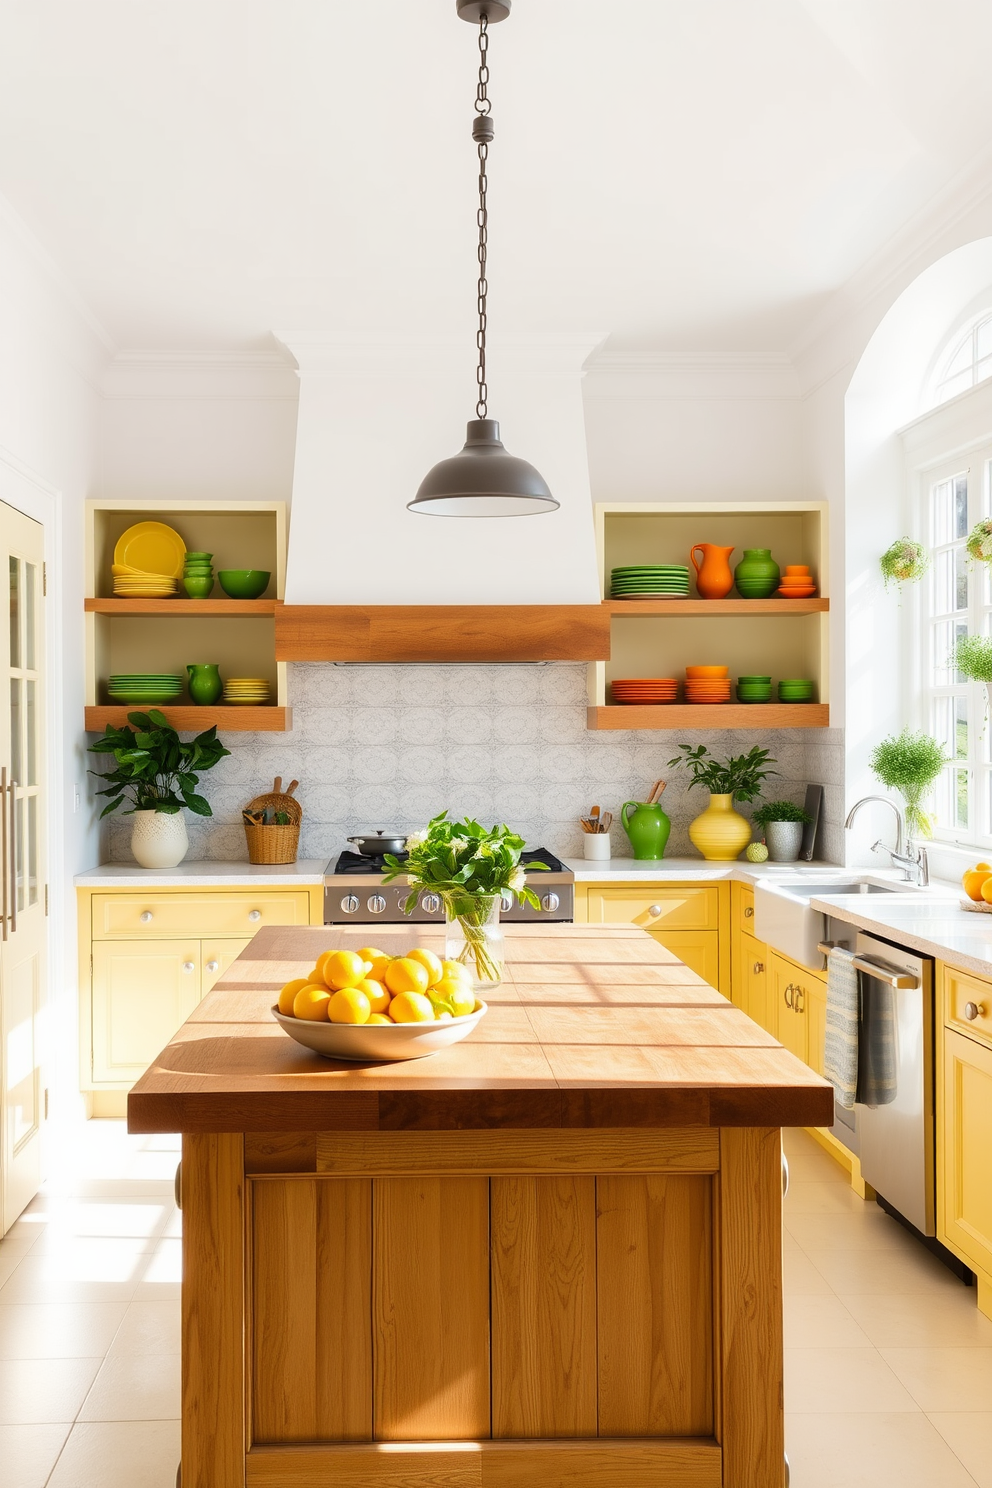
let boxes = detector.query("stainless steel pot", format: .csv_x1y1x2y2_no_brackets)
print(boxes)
347,831,408,856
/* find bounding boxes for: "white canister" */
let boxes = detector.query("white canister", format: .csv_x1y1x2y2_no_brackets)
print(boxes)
130,809,190,869
583,833,612,861
764,819,804,863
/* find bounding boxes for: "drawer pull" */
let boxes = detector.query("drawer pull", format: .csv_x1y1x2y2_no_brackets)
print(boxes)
965,1001,986,1021
744,906,754,918
753,961,764,974
140,911,153,924
648,904,662,917
794,986,805,1013
205,960,219,974
248,910,261,922
182,961,195,974
784,983,794,1008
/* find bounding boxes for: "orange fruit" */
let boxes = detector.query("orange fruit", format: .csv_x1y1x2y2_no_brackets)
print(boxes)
277,977,310,1015
406,947,444,986
980,877,992,905
358,947,392,981
368,1012,392,1025
388,991,435,1023
293,985,332,1021
384,957,430,996
978,863,992,871
328,987,372,1024
355,978,390,1015
323,950,373,990
964,868,992,901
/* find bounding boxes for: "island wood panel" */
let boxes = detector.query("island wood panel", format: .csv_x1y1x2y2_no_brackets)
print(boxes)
244,1438,723,1487
596,1175,713,1437
373,1176,491,1440
252,1178,372,1443
274,604,612,663
491,1175,598,1438
312,1129,721,1176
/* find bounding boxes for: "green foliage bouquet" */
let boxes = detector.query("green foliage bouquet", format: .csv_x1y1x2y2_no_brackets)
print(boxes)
667,743,777,802
88,709,230,817
869,728,948,838
383,813,547,984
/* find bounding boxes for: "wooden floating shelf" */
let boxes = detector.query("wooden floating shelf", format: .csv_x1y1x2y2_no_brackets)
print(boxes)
603,598,829,616
85,705,291,733
588,703,829,730
85,598,277,616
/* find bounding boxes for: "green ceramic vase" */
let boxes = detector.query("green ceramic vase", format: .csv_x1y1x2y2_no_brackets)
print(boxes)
621,801,671,860
187,663,223,705
734,548,780,598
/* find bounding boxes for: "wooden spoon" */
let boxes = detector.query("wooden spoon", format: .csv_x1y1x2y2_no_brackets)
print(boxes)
649,780,667,803
600,811,613,833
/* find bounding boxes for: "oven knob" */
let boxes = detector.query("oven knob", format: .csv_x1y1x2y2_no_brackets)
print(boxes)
368,894,386,914
420,892,441,914
541,893,560,913
500,892,513,912
340,894,360,914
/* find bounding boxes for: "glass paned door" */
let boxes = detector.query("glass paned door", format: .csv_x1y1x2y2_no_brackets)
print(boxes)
0,501,46,1235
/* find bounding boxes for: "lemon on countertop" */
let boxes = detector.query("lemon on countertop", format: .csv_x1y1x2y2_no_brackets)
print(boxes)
385,957,430,996
293,985,332,1021
388,991,435,1023
323,950,373,990
277,978,310,1015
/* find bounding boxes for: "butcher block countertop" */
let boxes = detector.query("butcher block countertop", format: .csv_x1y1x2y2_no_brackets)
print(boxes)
127,922,832,1134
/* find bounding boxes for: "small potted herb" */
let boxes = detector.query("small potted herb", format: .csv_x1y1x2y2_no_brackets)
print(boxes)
667,744,777,861
953,635,992,715
868,728,948,839
88,709,231,868
752,800,813,862
880,538,929,591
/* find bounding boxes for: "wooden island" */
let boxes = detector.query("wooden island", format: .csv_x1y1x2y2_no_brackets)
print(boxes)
128,923,832,1488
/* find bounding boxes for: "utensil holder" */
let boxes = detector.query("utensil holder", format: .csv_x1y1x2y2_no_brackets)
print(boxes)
242,781,302,864
584,833,612,860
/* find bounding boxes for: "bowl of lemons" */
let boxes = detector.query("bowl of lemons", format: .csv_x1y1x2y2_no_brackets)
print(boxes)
271,945,486,1061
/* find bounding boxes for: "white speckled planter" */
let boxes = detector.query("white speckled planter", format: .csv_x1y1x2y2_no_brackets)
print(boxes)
130,810,189,869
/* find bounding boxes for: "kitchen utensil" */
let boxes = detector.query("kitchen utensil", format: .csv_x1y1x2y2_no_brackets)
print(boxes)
271,999,487,1062
347,831,409,856
590,805,600,825
187,664,223,705
734,548,780,598
689,543,735,599
113,521,186,579
218,569,270,598
620,799,671,860
583,833,612,861
599,811,612,832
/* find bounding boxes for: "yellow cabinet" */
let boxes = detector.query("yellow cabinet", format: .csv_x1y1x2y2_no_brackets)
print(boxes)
739,931,768,1026
92,890,311,938
939,1026,992,1298
202,939,253,996
91,940,202,1084
767,951,826,1065
943,966,992,1050
575,882,730,993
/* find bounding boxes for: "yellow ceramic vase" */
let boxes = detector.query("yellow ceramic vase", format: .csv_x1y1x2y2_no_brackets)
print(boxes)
688,792,752,861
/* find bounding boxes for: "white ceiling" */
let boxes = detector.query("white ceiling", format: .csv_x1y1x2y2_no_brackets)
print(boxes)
2,0,992,356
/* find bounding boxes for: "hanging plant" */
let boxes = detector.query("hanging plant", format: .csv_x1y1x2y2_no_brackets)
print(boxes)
966,519,992,566
880,538,929,590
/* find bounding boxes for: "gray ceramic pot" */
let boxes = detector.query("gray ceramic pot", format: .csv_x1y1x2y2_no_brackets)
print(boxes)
764,820,804,862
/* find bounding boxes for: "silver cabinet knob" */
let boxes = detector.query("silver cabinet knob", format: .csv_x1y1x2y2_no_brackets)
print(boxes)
753,962,764,974
541,893,561,913
648,903,662,917
340,894,360,914
182,961,195,974
248,909,261,922
965,1001,986,1020
420,892,441,914
205,960,219,974
139,911,153,924
744,906,754,918
367,895,386,914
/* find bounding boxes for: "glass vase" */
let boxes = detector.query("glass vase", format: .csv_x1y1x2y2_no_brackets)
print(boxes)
443,893,504,989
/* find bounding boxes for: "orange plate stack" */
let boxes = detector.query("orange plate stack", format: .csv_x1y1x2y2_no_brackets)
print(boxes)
610,677,679,704
684,664,731,704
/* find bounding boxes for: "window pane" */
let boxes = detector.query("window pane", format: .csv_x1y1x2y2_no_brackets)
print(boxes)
937,371,971,403
27,795,37,908
976,355,992,388
945,335,973,378
976,318,992,360
24,563,35,671
8,557,19,668
10,679,21,783
26,680,36,787
933,549,967,614
956,768,970,828
956,696,969,759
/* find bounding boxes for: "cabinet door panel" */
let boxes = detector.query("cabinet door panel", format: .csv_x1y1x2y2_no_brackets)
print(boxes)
91,940,199,1083
941,1028,992,1278
92,891,311,939
739,931,768,1026
584,885,721,932
201,940,252,997
943,966,992,1051
768,953,806,1063
649,931,720,991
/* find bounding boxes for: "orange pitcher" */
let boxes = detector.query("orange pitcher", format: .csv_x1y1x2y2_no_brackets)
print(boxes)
690,543,735,599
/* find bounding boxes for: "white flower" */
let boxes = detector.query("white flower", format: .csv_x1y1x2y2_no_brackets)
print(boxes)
450,836,470,852
405,830,427,849
508,866,526,892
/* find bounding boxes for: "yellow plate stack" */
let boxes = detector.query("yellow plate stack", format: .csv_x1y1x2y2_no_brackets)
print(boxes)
223,677,270,705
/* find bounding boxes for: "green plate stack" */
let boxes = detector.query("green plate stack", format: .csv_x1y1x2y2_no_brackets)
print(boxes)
778,679,816,703
107,674,183,704
610,565,691,599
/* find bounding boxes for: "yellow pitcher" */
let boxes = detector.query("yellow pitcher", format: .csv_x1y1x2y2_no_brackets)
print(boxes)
690,543,735,599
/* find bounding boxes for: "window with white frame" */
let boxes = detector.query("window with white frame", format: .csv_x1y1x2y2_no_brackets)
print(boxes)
933,312,992,405
923,451,992,845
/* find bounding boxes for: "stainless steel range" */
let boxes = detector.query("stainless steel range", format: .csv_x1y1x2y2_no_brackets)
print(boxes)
323,847,574,925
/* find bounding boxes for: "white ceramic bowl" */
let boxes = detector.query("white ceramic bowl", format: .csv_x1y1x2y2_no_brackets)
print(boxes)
271,1001,488,1062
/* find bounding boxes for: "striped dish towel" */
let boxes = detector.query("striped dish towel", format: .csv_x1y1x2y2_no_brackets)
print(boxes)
823,946,859,1110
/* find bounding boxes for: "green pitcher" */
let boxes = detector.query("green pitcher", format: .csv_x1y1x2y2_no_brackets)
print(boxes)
734,547,780,598
621,800,671,860
187,663,222,705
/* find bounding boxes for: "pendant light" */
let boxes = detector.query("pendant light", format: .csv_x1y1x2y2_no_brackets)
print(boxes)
409,1,558,517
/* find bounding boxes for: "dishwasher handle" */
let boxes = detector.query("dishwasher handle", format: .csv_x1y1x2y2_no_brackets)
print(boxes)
817,941,920,989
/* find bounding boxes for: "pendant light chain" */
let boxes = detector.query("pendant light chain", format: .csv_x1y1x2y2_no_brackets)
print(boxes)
473,15,494,420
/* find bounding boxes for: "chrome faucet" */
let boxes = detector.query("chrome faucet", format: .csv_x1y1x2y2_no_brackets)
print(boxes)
843,795,928,885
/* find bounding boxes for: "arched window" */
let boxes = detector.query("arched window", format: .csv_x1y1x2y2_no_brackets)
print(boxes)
932,311,992,404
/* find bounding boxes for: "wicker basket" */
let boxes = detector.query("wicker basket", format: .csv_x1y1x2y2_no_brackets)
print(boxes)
242,777,302,864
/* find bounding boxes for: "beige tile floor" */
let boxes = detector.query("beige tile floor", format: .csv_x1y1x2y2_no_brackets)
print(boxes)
0,1121,989,1486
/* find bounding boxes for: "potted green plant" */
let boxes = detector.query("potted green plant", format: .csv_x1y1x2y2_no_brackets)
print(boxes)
880,538,929,591
967,519,992,568
88,709,231,868
383,813,547,988
868,728,948,839
667,744,777,860
953,634,992,716
752,800,813,862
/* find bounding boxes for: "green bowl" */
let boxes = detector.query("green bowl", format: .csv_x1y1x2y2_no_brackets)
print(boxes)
184,576,215,598
737,675,772,683
184,551,213,561
218,569,270,599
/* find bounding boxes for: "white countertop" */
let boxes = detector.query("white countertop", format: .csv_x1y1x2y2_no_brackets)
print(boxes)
808,887,992,979
74,859,328,888
562,856,841,884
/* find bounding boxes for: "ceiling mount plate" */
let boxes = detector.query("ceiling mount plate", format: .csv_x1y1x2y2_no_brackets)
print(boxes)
457,1,511,21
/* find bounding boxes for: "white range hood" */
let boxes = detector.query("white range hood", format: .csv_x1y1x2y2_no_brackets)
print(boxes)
281,334,603,606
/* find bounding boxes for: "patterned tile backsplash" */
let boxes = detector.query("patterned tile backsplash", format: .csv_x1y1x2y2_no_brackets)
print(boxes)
103,664,846,864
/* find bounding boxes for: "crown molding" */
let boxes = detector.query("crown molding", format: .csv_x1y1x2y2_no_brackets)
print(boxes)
99,348,300,401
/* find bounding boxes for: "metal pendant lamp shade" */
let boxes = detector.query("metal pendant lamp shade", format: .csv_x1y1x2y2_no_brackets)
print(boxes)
410,419,557,517
409,1,558,518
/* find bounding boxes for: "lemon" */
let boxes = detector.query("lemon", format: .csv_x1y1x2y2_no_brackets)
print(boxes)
388,991,435,1023
406,947,444,987
293,985,332,1021
328,987,372,1024
358,947,393,981
305,965,329,987
441,959,472,984
324,950,373,990
368,1012,392,1025
277,977,310,1015
384,957,430,996
430,975,476,1018
436,1010,453,1022
355,978,391,1015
